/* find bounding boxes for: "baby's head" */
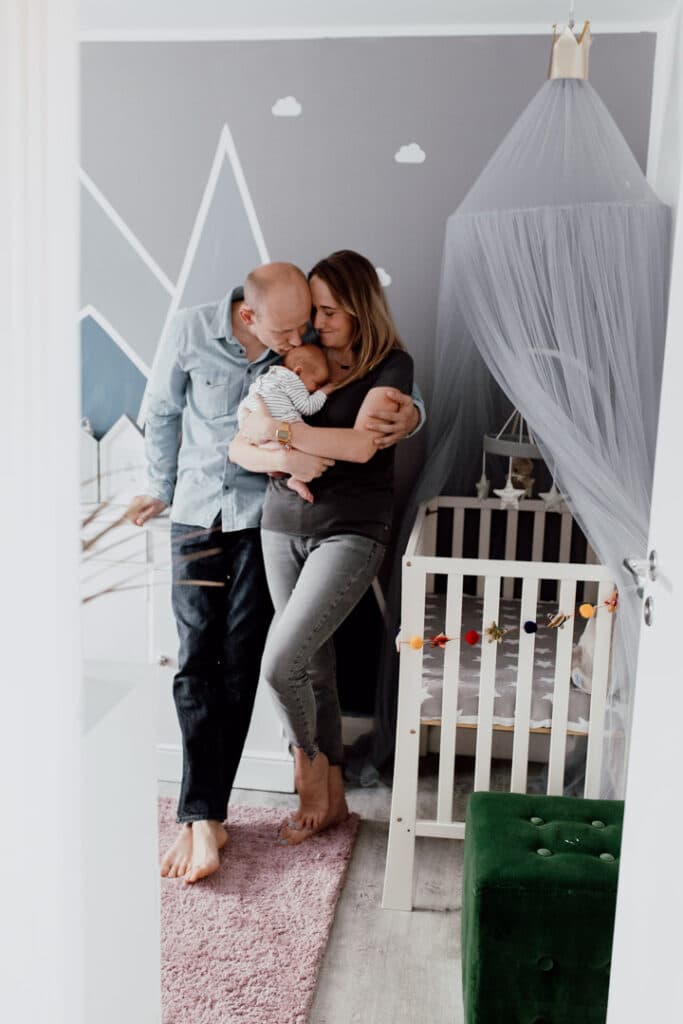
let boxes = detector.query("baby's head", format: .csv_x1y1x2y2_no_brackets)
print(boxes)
283,345,329,393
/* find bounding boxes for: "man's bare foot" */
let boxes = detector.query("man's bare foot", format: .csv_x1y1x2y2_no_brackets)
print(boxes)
292,748,330,830
184,820,228,884
160,824,194,878
282,765,349,846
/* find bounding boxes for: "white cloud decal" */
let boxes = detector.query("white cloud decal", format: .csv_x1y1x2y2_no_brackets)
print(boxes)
272,96,302,117
394,143,426,164
376,267,392,287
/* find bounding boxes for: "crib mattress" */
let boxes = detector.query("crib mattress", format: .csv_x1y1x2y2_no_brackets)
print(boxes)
420,593,591,733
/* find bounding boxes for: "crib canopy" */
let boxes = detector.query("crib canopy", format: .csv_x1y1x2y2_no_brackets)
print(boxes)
409,77,671,797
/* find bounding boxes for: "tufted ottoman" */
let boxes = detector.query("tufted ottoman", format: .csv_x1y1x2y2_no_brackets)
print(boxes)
461,791,623,1024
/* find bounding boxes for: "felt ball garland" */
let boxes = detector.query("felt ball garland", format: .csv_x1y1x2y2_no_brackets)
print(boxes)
397,591,618,651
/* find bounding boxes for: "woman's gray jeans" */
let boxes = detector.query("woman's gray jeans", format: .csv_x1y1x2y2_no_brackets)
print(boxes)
260,529,386,765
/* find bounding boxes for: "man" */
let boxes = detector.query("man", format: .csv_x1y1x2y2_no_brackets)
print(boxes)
126,262,421,883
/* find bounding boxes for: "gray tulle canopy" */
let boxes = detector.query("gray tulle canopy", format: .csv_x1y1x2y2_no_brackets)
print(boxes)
354,64,671,796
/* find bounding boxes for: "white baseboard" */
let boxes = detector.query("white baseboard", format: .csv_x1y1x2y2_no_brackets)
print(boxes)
157,744,295,793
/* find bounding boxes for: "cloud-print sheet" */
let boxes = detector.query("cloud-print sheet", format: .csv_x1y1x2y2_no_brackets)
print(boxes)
419,593,591,732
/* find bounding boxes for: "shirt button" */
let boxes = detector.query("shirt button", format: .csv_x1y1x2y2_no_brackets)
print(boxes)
223,485,229,492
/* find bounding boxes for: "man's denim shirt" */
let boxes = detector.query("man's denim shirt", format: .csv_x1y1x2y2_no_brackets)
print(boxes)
145,287,426,532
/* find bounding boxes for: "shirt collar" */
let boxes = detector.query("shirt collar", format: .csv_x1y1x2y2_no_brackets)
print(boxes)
210,285,280,365
210,286,244,342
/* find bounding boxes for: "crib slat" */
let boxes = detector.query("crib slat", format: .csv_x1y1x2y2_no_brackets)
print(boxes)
423,502,439,594
584,579,615,797
559,512,572,564
547,579,577,794
474,575,500,792
451,507,465,559
531,509,546,563
476,509,492,597
382,564,427,910
583,545,600,605
437,575,464,823
502,509,519,599
510,577,539,793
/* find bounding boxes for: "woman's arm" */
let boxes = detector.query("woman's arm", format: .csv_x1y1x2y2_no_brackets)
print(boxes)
239,349,416,463
228,433,335,480
237,398,378,463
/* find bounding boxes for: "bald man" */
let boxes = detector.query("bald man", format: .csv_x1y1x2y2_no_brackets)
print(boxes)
126,263,421,883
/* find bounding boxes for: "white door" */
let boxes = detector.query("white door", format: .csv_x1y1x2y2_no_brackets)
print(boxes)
606,194,683,1018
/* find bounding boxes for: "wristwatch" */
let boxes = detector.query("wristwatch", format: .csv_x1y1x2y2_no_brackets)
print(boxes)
274,422,293,448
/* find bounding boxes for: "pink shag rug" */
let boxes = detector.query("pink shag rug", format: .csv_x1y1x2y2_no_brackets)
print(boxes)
158,798,359,1024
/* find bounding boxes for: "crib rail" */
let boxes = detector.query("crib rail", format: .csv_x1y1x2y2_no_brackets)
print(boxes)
382,497,615,911
411,495,595,600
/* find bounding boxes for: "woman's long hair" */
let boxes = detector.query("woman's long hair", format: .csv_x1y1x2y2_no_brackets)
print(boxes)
308,250,404,388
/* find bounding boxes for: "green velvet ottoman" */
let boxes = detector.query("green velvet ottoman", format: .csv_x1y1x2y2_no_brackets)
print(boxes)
462,791,624,1024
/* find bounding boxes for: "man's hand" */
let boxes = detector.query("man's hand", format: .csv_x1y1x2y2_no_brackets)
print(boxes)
282,450,335,482
240,397,277,445
365,389,420,449
125,495,168,527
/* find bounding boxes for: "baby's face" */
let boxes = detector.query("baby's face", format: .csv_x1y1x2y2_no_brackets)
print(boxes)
298,363,329,393
284,348,329,392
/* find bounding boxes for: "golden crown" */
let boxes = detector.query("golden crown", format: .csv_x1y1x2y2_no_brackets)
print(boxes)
548,21,591,80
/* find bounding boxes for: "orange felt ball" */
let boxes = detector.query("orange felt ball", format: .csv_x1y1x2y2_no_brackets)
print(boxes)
409,636,424,650
579,603,596,619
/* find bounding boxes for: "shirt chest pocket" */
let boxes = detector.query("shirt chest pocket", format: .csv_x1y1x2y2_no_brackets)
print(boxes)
192,373,233,420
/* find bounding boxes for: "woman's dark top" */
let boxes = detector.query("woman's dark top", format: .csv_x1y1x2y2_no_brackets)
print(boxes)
261,348,414,542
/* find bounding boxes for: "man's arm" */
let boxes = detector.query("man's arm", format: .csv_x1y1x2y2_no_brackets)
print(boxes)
361,381,425,449
125,315,188,525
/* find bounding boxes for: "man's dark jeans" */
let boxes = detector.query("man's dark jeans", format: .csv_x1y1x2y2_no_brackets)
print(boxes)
170,518,273,823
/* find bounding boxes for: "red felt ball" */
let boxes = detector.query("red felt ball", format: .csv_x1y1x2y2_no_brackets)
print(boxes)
465,629,480,646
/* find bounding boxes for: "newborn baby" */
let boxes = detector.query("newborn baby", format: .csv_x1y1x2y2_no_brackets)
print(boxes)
237,345,330,503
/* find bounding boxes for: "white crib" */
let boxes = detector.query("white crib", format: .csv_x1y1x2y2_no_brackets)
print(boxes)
382,496,616,911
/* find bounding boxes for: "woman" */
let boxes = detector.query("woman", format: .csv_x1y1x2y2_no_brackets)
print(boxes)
229,250,415,843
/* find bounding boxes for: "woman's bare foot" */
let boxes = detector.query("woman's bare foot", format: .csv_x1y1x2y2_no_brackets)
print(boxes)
292,748,330,830
281,765,349,846
160,824,194,878
184,820,228,884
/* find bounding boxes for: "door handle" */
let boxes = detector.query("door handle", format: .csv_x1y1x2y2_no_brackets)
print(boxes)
622,558,645,598
622,550,658,599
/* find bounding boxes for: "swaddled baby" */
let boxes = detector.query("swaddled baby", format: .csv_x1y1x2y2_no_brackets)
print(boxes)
237,345,330,503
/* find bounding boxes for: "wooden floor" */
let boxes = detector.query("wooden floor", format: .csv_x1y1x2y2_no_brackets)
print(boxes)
159,760,467,1024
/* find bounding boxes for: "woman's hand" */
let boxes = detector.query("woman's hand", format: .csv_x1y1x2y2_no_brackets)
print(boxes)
240,396,278,445
356,388,420,449
282,449,335,482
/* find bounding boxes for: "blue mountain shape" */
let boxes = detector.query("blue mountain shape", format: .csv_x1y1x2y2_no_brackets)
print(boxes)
81,315,147,439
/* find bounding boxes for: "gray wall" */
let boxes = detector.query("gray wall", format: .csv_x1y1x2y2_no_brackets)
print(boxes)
80,33,656,474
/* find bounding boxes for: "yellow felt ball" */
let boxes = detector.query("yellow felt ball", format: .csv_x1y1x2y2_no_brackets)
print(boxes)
579,603,596,619
409,636,424,650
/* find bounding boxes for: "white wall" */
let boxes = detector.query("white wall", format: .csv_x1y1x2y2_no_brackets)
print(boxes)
607,4,683,1019
78,0,676,36
648,3,683,203
1,2,84,1022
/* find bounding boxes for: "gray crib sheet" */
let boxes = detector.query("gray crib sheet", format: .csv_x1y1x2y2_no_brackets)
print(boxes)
419,593,591,733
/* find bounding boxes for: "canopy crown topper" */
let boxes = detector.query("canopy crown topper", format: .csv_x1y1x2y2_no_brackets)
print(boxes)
549,21,592,80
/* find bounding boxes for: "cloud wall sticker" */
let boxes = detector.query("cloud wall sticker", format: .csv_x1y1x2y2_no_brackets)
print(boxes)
394,143,426,164
272,96,302,117
376,267,392,286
